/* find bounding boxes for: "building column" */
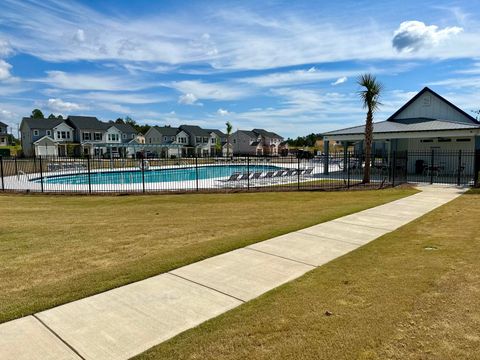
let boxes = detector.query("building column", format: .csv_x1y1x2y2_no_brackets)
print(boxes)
323,140,329,175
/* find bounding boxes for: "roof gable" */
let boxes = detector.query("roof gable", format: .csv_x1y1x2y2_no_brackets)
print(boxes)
388,87,477,125
179,125,210,137
67,116,108,130
21,117,64,130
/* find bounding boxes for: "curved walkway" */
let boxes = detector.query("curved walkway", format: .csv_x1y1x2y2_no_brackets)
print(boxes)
0,185,466,360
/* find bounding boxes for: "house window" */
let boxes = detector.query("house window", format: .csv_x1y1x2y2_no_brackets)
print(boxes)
420,139,434,143
438,138,451,142
149,138,152,144
46,130,51,136
195,136,201,143
164,136,168,141
82,132,91,141
233,139,236,144
456,138,471,142
203,137,208,143
171,136,175,141
94,132,102,141
108,133,119,141
211,138,216,144
33,130,39,136
122,133,127,139
132,134,135,139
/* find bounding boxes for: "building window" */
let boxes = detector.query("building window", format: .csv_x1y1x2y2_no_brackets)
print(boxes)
132,134,135,139
420,139,434,143
211,138,216,144
438,138,451,142
203,137,209,143
108,133,119,141
164,136,168,141
46,130,51,136
456,138,471,142
33,130,39,136
195,136,201,143
82,132,91,141
171,136,175,141
122,133,127,139
94,132,102,141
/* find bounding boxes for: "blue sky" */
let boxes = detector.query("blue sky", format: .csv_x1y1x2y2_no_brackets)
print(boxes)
0,0,479,137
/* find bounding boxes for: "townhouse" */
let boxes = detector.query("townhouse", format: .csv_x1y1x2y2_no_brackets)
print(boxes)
0,121,9,146
20,116,137,157
231,128,285,155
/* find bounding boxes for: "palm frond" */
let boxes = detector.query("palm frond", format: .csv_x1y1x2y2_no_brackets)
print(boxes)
357,74,383,112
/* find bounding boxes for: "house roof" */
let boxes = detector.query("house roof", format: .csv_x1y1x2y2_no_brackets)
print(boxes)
111,123,137,134
67,116,108,130
0,121,7,127
252,128,283,139
179,125,210,137
387,87,478,124
33,135,57,144
238,130,258,139
153,126,180,136
323,118,480,136
21,117,64,129
205,129,226,138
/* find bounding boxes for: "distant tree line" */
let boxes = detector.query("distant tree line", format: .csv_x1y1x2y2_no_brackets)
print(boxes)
286,133,320,147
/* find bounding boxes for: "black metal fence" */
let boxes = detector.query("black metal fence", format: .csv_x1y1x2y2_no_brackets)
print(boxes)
0,150,477,194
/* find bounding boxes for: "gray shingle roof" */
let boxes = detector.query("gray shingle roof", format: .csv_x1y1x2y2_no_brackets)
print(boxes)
205,129,226,138
21,117,64,129
0,121,7,127
111,123,136,134
238,130,258,139
323,118,480,136
67,116,108,130
179,125,210,137
252,128,283,139
154,126,180,136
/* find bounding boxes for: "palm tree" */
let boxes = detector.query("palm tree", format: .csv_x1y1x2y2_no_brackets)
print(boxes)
357,74,383,183
226,121,233,157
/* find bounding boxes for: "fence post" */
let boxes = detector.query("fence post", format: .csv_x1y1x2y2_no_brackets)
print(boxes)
195,156,199,192
247,155,250,191
141,157,145,193
457,150,462,186
430,149,434,184
475,150,480,187
39,156,44,193
0,156,4,191
87,155,92,194
392,151,396,187
297,156,300,190
14,156,18,177
347,151,351,189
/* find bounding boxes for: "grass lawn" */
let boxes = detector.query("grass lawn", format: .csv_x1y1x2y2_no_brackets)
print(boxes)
0,188,415,324
135,190,480,360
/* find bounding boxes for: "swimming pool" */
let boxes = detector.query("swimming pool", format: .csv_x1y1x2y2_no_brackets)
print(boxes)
36,165,283,185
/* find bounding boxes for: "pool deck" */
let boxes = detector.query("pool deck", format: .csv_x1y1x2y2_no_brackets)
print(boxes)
0,185,466,360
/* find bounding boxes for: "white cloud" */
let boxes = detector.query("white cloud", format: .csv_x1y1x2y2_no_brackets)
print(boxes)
0,38,13,57
331,76,348,85
392,21,463,53
178,93,199,105
0,60,13,80
217,108,230,116
34,71,156,91
171,80,251,101
47,98,83,112
73,29,85,42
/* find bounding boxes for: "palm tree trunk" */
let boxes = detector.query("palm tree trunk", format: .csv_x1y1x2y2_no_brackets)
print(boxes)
226,136,230,157
363,109,373,183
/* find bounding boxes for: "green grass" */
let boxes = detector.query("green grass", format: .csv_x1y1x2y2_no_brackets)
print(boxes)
0,189,415,324
135,191,480,360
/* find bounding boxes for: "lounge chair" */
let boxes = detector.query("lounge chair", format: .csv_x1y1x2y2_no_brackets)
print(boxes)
263,171,275,179
237,173,250,181
252,172,262,180
225,172,241,181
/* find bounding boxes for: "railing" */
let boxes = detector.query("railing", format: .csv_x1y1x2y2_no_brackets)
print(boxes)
0,150,476,194
0,153,394,194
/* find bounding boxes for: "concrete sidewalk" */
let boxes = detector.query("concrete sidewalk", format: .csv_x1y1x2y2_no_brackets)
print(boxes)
0,185,466,360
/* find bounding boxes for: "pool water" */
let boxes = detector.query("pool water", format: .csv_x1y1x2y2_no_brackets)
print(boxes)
37,165,282,185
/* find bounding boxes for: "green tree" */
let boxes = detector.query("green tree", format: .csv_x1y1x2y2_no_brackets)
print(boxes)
358,74,383,183
48,113,56,119
115,118,125,124
31,109,44,119
226,121,233,157
57,115,63,120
